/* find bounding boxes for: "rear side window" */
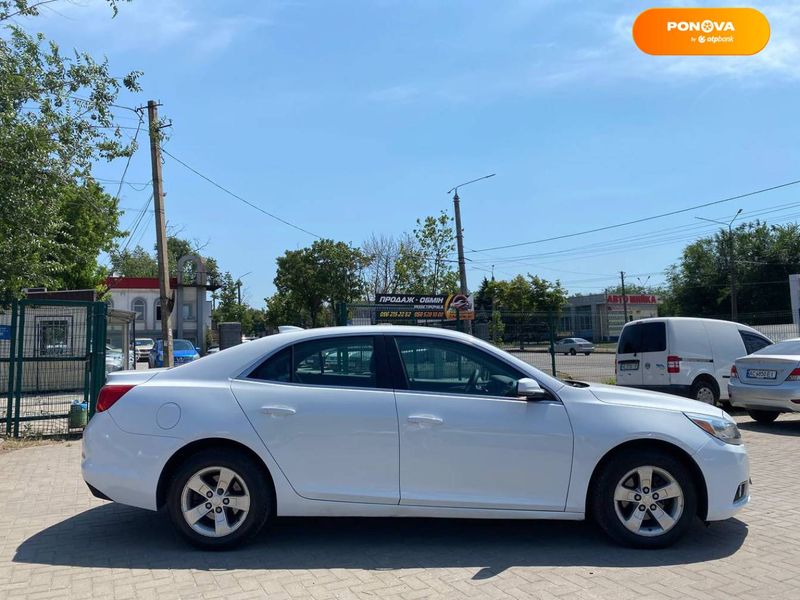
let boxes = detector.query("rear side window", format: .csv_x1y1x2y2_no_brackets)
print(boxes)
618,322,666,354
249,347,291,382
741,332,772,355
248,336,378,388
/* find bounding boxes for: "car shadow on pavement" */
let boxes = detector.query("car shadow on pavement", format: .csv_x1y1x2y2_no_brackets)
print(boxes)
738,419,800,437
14,504,747,577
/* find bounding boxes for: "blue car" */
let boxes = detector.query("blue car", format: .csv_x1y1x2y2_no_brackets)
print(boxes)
149,338,200,368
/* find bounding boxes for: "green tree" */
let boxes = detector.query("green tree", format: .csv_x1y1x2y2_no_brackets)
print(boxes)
109,245,158,277
273,239,368,327
413,211,459,294
0,1,141,297
666,221,800,318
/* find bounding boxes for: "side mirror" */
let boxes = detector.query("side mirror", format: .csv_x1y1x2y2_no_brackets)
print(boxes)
516,377,548,400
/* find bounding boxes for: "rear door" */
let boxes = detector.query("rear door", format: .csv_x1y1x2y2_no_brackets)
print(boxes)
616,322,668,387
231,335,400,505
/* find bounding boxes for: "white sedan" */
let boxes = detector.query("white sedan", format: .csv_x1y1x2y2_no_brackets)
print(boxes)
554,337,595,355
83,326,749,550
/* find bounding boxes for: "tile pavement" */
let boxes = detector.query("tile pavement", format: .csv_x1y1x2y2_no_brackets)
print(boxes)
1,414,799,599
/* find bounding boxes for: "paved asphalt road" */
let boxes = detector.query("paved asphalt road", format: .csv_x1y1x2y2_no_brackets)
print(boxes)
1,413,799,599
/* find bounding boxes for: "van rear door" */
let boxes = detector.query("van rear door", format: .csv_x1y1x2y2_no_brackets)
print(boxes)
617,323,644,386
616,321,668,388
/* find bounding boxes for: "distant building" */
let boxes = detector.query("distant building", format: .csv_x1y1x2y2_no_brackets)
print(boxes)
105,276,213,348
563,293,661,342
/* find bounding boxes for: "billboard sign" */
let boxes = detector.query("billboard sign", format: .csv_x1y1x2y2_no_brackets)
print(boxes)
375,294,475,321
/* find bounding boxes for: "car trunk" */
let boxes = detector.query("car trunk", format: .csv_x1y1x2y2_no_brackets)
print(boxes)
735,355,800,386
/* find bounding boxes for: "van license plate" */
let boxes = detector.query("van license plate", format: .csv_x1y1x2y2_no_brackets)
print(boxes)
619,362,639,371
747,369,777,379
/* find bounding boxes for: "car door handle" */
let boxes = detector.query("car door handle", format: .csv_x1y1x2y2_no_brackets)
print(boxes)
407,414,443,425
261,406,296,417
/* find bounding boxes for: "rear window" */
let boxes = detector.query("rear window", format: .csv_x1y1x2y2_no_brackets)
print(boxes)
618,322,666,354
752,338,799,356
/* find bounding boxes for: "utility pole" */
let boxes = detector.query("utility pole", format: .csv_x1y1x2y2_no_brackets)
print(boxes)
452,190,468,298
237,280,242,306
147,100,173,368
447,174,495,336
620,271,628,323
696,209,742,321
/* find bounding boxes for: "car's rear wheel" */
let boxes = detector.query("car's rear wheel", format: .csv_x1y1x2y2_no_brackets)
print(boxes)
167,449,271,550
584,352,591,356
570,348,577,356
591,451,697,548
690,379,718,405
747,409,780,424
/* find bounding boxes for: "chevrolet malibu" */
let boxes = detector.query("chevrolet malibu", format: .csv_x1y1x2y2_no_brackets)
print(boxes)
82,326,749,550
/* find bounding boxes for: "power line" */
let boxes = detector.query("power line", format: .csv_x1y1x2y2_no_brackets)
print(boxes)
468,179,800,253
160,147,322,239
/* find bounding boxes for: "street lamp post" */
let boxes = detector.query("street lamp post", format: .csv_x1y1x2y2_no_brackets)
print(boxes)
696,209,743,321
447,174,496,334
235,271,253,306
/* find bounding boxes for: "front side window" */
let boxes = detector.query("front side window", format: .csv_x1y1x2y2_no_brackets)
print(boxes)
394,336,522,397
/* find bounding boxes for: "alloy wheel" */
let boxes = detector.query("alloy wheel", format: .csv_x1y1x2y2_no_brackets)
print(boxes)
613,465,684,537
180,466,251,538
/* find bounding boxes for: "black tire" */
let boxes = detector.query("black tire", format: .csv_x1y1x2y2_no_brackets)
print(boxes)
570,348,577,356
747,409,780,424
584,352,591,356
690,378,719,405
167,448,272,550
591,450,697,549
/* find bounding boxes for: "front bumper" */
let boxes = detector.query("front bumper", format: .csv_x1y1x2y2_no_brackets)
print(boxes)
729,380,800,413
82,411,182,511
694,437,750,521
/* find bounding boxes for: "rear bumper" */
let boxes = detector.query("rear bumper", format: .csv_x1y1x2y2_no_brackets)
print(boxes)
729,381,800,413
82,411,181,511
694,438,750,521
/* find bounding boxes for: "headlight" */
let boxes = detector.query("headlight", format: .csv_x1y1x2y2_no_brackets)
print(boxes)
685,412,742,445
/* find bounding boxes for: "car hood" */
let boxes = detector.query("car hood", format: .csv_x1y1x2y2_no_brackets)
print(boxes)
588,383,724,417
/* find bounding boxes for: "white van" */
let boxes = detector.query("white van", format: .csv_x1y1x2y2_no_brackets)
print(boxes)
615,317,772,404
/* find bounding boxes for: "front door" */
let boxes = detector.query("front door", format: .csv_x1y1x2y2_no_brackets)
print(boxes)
391,335,573,511
231,335,399,505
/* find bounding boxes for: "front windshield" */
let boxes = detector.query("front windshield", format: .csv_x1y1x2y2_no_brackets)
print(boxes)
173,340,195,352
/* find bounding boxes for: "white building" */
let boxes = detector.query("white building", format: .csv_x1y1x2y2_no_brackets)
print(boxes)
105,275,213,350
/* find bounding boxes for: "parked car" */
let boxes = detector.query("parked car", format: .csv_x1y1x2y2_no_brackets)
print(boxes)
149,339,201,368
729,338,800,423
105,345,124,375
554,337,594,356
84,325,749,550
616,317,772,405
135,338,155,362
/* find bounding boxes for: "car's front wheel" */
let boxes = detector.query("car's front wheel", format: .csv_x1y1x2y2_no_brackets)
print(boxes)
570,348,577,356
167,449,272,550
591,451,697,548
747,409,780,424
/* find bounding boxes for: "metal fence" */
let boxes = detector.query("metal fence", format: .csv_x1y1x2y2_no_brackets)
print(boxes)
1,299,107,438
343,304,800,385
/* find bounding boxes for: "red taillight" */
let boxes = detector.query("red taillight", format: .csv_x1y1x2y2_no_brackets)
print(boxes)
667,355,681,374
786,368,800,382
731,365,738,380
96,385,135,412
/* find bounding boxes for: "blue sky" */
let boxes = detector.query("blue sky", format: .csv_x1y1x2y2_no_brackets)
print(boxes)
21,0,800,303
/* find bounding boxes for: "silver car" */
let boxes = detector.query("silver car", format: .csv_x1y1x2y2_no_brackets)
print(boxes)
553,337,595,356
729,338,800,423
